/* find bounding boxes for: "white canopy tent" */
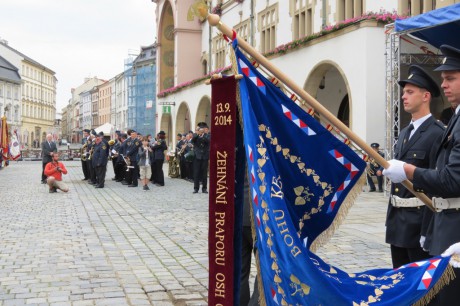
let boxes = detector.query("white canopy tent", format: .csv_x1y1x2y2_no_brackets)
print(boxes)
94,123,114,137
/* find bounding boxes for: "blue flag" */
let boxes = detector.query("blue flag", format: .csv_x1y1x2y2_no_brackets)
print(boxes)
233,40,453,305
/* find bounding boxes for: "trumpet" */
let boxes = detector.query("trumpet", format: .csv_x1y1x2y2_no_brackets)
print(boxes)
108,139,116,146
87,147,94,161
81,143,88,161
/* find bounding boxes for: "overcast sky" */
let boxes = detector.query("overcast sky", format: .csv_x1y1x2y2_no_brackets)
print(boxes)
0,0,157,114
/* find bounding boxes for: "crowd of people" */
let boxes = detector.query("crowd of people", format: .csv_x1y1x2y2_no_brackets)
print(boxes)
39,121,212,194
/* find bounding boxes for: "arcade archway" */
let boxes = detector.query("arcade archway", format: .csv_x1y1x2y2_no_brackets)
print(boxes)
176,102,192,135
159,113,173,148
195,96,211,129
304,62,351,128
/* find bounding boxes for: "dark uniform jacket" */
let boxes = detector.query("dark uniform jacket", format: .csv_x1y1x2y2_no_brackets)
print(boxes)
92,141,109,168
413,113,460,255
386,116,445,248
191,133,210,160
126,138,140,163
152,139,167,160
41,140,57,164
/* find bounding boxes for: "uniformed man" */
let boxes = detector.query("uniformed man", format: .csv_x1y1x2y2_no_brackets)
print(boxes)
116,133,128,183
81,129,90,180
192,122,210,193
384,45,460,304
366,143,384,192
87,130,97,185
386,65,445,269
126,129,141,187
110,131,121,181
92,132,109,188
120,129,133,185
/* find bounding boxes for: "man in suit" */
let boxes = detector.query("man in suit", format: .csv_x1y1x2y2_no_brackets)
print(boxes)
41,134,57,183
81,129,90,180
385,65,445,269
384,45,460,304
192,122,210,193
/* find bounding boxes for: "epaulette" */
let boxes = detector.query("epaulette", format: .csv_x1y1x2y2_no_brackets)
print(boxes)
434,119,447,130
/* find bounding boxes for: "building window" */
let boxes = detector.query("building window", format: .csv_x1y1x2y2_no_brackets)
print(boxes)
213,35,227,69
337,0,363,22
398,0,438,15
258,4,278,53
234,20,250,42
291,0,314,39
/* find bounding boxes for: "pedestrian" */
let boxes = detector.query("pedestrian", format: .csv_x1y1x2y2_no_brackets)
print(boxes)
383,44,460,304
386,65,445,269
138,136,153,191
41,134,57,184
151,131,167,186
366,143,384,192
192,123,210,193
44,152,69,193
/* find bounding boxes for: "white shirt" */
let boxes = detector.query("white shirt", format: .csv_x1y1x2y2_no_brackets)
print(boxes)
456,105,460,115
408,113,432,140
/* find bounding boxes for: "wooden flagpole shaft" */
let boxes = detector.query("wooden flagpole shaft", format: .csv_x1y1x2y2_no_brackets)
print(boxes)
206,14,434,211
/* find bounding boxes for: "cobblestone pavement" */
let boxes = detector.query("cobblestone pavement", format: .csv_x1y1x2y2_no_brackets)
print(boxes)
0,161,391,305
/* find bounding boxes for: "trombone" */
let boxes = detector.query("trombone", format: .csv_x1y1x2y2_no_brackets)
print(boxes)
121,154,134,171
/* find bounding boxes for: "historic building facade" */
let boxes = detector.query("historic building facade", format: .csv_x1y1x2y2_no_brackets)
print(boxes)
152,0,459,147
0,40,56,148
0,55,21,130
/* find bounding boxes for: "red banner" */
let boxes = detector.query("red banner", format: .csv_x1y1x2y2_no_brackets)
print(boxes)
208,76,237,306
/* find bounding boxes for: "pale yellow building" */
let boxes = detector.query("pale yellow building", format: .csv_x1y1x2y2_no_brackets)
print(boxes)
98,81,111,127
0,40,57,148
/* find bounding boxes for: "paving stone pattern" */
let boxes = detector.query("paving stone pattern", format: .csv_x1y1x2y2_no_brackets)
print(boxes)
0,161,391,305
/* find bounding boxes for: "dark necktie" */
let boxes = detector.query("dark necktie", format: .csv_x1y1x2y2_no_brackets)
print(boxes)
403,124,414,148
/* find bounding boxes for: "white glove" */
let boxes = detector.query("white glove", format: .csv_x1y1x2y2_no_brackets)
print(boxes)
419,236,426,249
442,242,460,268
382,159,407,183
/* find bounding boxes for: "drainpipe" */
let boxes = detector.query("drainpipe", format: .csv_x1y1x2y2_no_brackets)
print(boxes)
208,2,212,73
250,0,255,47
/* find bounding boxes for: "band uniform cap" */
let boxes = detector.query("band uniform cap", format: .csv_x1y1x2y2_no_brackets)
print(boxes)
159,130,166,135
198,122,208,128
177,133,182,137
120,133,128,138
83,129,90,133
371,143,380,148
398,65,441,97
115,130,121,135
434,45,460,71
91,130,97,136
97,132,104,137
138,132,142,136
130,129,137,133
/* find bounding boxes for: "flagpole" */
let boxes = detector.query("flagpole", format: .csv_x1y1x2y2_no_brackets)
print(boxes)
205,13,434,211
